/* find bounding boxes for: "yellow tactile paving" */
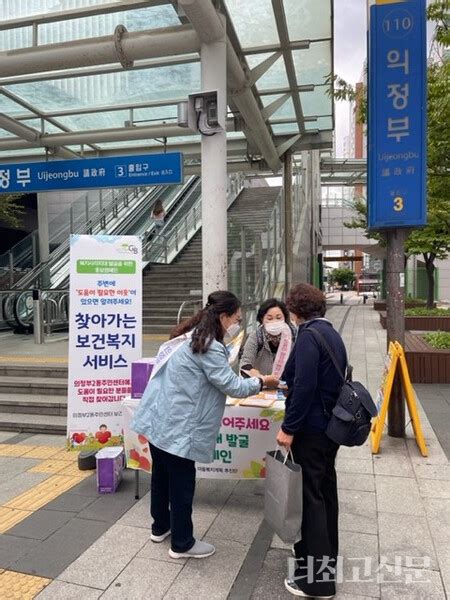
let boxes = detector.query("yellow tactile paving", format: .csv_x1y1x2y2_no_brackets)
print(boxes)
27,459,67,474
21,446,62,460
5,475,83,511
143,333,168,341
0,507,32,534
0,570,51,599
0,445,37,457
0,355,67,364
60,463,93,479
50,449,80,462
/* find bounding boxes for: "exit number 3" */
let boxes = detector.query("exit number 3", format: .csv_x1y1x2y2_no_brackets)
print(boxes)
393,196,404,211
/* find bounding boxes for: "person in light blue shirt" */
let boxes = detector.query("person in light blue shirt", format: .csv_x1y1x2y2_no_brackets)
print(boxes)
132,290,278,560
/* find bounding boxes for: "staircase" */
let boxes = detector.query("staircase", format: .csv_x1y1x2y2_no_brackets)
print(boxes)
0,363,67,435
143,186,281,335
228,185,281,234
143,234,203,334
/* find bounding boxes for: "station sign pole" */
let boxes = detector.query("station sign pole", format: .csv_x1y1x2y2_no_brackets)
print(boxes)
367,0,427,437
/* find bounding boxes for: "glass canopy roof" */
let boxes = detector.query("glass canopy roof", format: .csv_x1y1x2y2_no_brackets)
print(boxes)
0,0,334,167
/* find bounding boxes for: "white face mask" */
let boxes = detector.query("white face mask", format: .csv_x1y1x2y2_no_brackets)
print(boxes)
264,321,285,336
224,322,241,343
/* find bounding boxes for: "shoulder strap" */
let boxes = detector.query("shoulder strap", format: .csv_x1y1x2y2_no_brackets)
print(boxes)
288,322,297,342
256,326,265,353
306,326,348,384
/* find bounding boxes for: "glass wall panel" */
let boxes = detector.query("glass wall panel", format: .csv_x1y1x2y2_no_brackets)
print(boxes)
300,86,331,117
25,118,66,134
56,111,130,131
271,123,299,134
262,95,295,118
292,42,331,86
39,6,179,44
6,62,201,112
1,0,120,20
0,26,32,50
0,95,33,116
225,0,279,48
246,54,289,91
305,116,332,131
284,0,332,40
133,105,178,123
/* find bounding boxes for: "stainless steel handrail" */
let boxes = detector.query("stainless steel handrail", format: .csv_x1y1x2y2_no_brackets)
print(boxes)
147,172,245,266
11,187,148,290
0,287,70,333
177,298,203,324
10,183,173,291
1,186,134,287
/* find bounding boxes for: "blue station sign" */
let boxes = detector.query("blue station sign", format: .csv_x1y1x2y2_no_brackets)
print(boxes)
367,0,427,229
0,152,183,193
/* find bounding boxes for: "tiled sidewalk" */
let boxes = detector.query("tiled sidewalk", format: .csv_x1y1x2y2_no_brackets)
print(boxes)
0,303,449,599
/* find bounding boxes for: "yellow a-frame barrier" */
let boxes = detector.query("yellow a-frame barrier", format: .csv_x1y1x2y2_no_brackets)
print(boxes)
371,341,428,456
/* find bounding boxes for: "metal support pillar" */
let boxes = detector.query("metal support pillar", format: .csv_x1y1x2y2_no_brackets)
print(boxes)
386,228,408,438
8,252,14,287
318,252,324,290
32,232,38,267
283,150,293,293
201,15,227,302
37,193,50,288
240,227,247,305
33,289,44,345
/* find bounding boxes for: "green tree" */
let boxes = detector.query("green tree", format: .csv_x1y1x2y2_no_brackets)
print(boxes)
329,267,355,289
407,49,450,307
329,2,450,308
0,194,24,228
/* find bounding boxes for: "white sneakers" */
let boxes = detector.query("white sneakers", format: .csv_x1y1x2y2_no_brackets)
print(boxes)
169,540,216,559
150,530,171,543
284,577,335,598
151,531,216,560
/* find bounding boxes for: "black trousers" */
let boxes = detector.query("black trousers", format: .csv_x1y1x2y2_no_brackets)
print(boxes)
291,432,339,597
149,443,196,553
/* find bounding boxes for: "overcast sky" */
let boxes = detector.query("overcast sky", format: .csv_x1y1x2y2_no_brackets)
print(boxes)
333,0,367,156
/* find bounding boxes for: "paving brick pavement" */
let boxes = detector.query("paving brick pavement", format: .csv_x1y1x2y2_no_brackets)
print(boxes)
0,302,448,599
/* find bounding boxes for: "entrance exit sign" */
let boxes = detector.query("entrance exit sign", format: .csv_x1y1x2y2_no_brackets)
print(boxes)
0,152,183,193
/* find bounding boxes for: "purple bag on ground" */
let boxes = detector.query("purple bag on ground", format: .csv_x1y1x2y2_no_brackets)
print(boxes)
96,447,124,494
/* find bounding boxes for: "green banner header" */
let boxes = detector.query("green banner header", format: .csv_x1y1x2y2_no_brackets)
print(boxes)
77,259,136,274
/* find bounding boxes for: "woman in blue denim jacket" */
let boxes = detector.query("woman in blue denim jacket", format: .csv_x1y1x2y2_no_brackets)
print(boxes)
133,291,278,560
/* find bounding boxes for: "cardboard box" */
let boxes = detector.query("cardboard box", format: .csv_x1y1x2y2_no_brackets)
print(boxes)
131,358,155,399
96,446,124,493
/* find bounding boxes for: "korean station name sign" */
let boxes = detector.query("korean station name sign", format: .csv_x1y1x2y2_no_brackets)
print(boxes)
368,0,427,229
0,152,183,193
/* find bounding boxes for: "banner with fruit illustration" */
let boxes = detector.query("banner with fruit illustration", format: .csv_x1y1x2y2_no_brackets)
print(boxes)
122,398,284,479
67,235,142,451
122,397,152,472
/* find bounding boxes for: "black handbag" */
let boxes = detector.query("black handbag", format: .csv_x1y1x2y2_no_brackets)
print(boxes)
309,328,378,447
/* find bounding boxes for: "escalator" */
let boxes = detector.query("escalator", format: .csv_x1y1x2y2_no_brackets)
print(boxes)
0,186,130,288
1,176,201,333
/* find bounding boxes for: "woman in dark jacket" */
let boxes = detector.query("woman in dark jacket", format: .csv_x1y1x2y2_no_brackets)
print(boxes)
277,283,347,599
